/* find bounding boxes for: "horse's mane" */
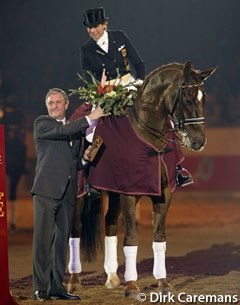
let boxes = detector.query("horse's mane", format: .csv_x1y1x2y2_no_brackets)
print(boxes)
139,62,184,94
144,62,184,82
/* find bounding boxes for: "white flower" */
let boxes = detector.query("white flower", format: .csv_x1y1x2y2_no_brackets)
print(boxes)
106,90,117,97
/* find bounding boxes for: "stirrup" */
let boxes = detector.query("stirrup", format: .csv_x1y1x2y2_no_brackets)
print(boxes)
85,183,101,198
176,167,194,187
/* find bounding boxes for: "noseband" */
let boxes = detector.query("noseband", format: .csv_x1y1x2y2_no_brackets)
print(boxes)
170,79,205,131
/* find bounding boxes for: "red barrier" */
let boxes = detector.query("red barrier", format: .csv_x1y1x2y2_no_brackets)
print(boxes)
183,155,240,191
0,125,19,304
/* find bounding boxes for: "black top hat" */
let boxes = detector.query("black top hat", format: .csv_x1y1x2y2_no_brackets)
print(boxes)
83,7,109,27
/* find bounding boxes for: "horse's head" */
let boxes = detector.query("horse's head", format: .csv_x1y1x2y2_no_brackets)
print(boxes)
169,61,217,151
129,61,216,152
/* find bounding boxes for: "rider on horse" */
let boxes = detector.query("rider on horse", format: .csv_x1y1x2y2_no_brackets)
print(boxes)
68,6,193,294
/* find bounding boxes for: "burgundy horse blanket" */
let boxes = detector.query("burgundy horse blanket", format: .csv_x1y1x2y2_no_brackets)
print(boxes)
71,103,184,196
87,116,184,196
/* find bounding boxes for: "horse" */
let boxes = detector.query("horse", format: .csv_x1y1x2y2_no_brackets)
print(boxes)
67,61,216,297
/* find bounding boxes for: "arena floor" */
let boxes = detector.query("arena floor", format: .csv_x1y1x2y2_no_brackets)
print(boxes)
8,191,240,304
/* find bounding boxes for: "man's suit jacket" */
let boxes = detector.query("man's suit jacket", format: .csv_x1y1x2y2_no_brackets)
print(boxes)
31,115,89,199
81,30,146,82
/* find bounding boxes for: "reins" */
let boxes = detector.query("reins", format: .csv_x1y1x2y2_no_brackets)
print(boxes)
130,103,168,139
130,97,179,146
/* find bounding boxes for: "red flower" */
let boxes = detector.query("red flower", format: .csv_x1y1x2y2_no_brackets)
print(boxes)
97,84,105,95
97,84,114,95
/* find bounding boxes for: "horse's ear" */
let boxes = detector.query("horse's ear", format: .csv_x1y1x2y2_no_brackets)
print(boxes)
183,61,192,81
199,67,217,82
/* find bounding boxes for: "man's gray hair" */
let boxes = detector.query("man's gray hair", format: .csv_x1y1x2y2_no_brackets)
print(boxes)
45,88,69,103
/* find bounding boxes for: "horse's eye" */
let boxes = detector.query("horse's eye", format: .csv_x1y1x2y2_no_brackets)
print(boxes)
185,99,194,106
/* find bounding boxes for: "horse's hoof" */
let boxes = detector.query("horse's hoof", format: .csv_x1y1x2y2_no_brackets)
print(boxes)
124,281,140,298
157,278,172,293
67,273,81,293
105,273,120,289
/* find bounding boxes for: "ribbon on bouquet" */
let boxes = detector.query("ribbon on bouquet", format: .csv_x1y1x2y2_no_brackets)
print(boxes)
85,105,98,143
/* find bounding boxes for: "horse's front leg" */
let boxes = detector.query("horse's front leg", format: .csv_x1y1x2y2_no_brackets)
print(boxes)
151,187,172,293
104,191,121,289
120,194,141,298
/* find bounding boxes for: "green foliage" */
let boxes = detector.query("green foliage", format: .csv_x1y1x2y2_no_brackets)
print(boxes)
70,72,138,116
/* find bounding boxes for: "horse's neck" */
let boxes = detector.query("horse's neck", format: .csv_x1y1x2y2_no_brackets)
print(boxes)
128,67,182,151
128,99,168,151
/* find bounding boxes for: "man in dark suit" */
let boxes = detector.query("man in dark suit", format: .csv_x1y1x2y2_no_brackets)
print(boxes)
31,88,105,301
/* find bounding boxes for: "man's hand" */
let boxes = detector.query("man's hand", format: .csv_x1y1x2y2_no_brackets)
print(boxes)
83,145,93,162
82,136,103,163
87,106,107,122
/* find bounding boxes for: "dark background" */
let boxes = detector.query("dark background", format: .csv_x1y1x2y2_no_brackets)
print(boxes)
1,0,240,125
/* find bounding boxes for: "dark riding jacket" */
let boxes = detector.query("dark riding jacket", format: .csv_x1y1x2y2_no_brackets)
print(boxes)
80,30,146,82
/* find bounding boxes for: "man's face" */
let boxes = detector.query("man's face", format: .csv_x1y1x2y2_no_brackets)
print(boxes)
45,92,69,120
87,23,106,40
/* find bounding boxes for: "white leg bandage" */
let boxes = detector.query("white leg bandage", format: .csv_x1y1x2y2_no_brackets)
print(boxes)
68,238,82,274
123,246,138,282
152,241,167,279
104,236,118,274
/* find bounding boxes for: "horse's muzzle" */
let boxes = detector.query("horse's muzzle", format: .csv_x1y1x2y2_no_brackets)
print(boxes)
191,140,206,151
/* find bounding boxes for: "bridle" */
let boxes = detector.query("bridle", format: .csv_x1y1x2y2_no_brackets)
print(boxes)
130,73,206,146
170,78,205,131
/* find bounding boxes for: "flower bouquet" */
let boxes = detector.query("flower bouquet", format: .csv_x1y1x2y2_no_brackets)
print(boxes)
70,69,139,116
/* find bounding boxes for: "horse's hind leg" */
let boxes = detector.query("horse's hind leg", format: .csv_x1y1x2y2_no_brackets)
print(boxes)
104,191,121,289
120,194,141,298
67,196,84,292
151,187,172,292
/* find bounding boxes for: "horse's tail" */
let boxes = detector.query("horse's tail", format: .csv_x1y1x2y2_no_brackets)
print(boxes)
80,189,103,262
